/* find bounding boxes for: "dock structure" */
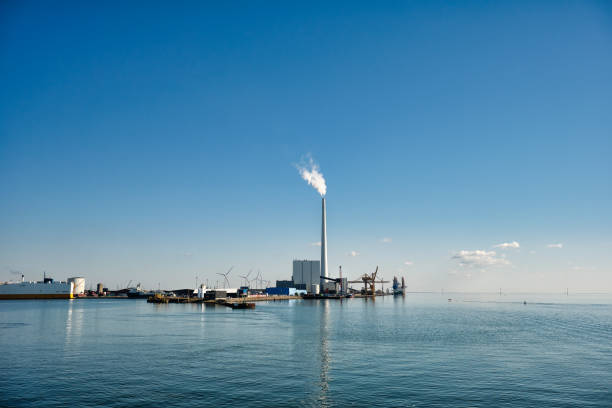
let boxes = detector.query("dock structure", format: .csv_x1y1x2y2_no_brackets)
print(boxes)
146,294,301,304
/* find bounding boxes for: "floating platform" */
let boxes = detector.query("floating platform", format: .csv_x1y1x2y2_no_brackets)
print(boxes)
146,295,301,304
302,294,353,300
224,302,255,309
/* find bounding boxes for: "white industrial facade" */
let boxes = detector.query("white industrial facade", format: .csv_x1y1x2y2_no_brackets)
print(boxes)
68,277,86,295
293,260,321,288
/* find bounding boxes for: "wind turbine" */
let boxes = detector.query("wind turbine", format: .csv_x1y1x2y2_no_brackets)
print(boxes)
239,269,252,287
217,266,233,289
253,270,261,289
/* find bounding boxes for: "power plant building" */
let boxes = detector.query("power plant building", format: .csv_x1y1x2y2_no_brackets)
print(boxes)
293,260,321,291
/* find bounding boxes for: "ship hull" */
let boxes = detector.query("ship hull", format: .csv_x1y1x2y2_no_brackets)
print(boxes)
0,281,74,300
0,293,73,299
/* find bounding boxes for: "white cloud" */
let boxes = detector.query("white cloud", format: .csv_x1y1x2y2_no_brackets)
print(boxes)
348,250,359,257
451,250,510,268
404,261,413,266
547,243,563,248
310,241,321,247
381,237,392,243
493,241,520,249
570,265,595,271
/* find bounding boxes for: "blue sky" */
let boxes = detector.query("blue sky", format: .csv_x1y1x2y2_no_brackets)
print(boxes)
1,1,611,291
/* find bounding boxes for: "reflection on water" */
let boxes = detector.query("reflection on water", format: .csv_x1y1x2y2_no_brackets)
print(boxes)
2,295,611,407
64,299,83,348
318,300,330,406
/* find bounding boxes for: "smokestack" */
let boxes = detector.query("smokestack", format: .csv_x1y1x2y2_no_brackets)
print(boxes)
321,197,328,285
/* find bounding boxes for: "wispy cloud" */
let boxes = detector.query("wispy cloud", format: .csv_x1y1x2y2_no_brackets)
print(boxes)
348,250,359,257
404,261,413,266
493,241,520,249
451,250,510,268
381,237,392,243
310,241,321,247
570,264,595,272
547,243,563,248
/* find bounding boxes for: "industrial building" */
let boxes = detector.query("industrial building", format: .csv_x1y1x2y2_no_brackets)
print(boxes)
203,288,242,300
273,199,327,295
266,287,307,296
265,198,329,296
276,280,295,288
293,260,320,293
68,277,86,295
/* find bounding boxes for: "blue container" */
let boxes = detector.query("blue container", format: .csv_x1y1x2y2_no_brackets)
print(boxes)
265,287,292,296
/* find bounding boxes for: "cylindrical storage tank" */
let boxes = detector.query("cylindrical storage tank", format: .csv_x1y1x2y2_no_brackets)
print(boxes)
310,284,320,295
97,283,104,295
68,277,86,295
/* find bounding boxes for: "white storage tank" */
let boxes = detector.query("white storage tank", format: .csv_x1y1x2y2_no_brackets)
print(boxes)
310,284,320,295
68,277,86,295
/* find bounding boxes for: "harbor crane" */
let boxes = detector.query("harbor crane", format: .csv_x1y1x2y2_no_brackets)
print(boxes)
348,266,389,297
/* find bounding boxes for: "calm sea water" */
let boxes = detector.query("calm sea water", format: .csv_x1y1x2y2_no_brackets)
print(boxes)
1,293,611,407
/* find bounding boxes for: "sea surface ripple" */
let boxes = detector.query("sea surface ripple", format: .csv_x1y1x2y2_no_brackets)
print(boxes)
1,293,611,407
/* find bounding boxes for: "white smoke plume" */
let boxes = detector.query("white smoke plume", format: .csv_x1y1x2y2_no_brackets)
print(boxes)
296,155,327,196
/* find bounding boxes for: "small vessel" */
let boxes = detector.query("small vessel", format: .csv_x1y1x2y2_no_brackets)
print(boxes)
226,302,255,309
0,274,74,299
127,283,154,299
392,276,406,296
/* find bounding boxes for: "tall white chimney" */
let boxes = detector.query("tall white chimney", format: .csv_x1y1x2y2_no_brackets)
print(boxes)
321,197,328,285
